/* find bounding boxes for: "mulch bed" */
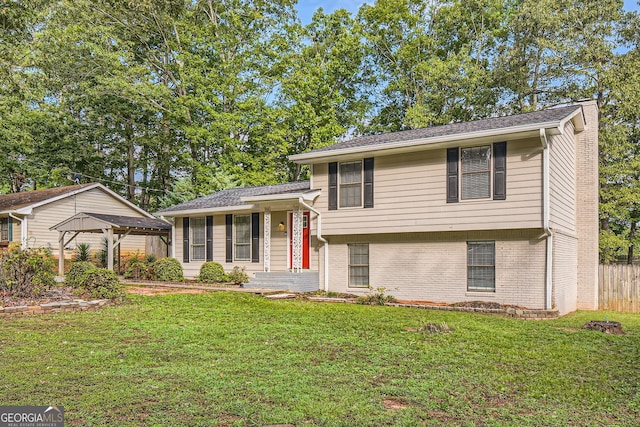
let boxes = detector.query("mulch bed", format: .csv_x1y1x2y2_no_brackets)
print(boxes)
0,286,76,308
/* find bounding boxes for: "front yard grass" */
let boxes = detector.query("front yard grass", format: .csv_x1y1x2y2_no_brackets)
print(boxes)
1,292,639,426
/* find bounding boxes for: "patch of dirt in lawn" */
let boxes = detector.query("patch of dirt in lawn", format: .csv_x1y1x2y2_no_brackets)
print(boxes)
126,287,208,296
382,398,410,411
0,286,75,307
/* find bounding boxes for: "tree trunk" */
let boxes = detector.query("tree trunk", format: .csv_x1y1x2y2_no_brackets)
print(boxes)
627,222,636,264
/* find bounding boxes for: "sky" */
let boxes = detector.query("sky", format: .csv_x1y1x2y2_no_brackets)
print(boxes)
296,1,640,24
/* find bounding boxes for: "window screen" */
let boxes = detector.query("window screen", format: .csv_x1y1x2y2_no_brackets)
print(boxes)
340,161,362,208
461,146,491,199
467,241,495,291
234,215,251,261
349,243,369,288
190,217,206,261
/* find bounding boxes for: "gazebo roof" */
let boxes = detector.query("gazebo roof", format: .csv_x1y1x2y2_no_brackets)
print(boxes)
50,212,171,236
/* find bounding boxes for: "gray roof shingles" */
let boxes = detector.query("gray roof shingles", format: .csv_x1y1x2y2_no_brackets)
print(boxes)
303,105,582,155
82,213,171,230
156,181,311,214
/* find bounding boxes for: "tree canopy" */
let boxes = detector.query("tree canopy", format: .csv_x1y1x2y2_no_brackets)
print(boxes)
1,0,639,261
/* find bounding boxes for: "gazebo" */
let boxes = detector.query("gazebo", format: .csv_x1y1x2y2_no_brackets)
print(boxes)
50,212,171,275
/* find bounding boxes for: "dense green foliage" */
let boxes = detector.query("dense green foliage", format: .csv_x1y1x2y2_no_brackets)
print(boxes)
197,262,228,283
152,257,184,282
0,247,55,297
65,261,97,288
1,0,640,260
80,268,125,299
227,266,249,284
0,292,638,425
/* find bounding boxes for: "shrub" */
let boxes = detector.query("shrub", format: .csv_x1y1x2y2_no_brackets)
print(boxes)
66,261,97,288
0,247,56,298
198,262,228,283
227,266,249,284
356,287,396,305
153,257,184,282
123,252,152,280
72,243,91,262
81,268,125,299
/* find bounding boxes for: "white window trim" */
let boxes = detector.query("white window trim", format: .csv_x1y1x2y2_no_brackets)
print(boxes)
467,240,496,292
190,217,206,261
348,243,369,288
460,145,493,201
234,214,251,262
338,160,364,209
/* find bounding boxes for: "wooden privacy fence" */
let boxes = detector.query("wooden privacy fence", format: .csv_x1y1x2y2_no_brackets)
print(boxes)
599,264,640,313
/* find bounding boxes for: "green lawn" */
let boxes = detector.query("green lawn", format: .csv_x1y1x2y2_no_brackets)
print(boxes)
1,292,639,426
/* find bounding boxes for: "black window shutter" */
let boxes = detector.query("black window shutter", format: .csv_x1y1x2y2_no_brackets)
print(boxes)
364,157,374,208
206,216,213,261
225,214,233,263
328,162,338,210
182,217,190,263
493,142,507,200
446,147,459,203
251,212,260,263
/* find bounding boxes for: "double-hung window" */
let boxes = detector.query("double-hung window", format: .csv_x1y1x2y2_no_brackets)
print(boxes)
461,146,491,199
348,243,369,288
447,142,506,203
467,241,495,291
234,215,251,261
0,218,9,241
340,161,362,208
190,217,206,261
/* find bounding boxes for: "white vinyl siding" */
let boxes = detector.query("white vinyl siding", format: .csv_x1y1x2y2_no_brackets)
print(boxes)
234,215,251,261
467,241,495,291
339,161,362,208
461,146,491,200
190,217,206,261
348,243,369,288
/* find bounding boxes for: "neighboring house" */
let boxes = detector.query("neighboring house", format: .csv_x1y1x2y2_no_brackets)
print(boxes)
0,183,163,262
157,101,599,315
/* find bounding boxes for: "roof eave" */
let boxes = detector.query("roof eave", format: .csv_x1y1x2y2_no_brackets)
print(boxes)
289,119,575,164
154,204,255,217
241,189,320,204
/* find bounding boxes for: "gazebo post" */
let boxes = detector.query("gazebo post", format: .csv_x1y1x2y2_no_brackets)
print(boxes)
58,231,67,276
102,228,114,271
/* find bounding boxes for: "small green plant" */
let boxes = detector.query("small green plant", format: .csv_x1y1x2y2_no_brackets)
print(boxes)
356,286,396,305
80,268,125,299
0,247,56,297
198,262,228,283
66,261,97,288
123,252,152,280
145,253,157,264
227,266,249,284
72,243,91,262
152,257,184,282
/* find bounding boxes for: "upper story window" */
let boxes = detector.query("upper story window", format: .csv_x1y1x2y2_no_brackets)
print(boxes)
461,146,491,200
340,161,362,208
447,142,506,203
329,158,374,210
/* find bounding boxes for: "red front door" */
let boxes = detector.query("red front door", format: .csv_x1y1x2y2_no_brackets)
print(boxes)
289,211,310,269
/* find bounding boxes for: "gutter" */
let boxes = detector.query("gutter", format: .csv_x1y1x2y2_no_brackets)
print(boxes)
8,213,27,250
298,197,329,292
540,129,553,310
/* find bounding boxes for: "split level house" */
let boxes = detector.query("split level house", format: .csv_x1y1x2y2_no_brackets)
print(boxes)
0,183,170,273
157,100,599,315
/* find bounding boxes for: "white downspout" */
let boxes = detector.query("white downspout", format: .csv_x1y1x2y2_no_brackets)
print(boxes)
8,213,26,250
299,197,329,292
540,129,553,310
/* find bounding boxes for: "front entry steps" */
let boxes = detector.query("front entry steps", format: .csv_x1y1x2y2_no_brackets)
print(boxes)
244,272,319,293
